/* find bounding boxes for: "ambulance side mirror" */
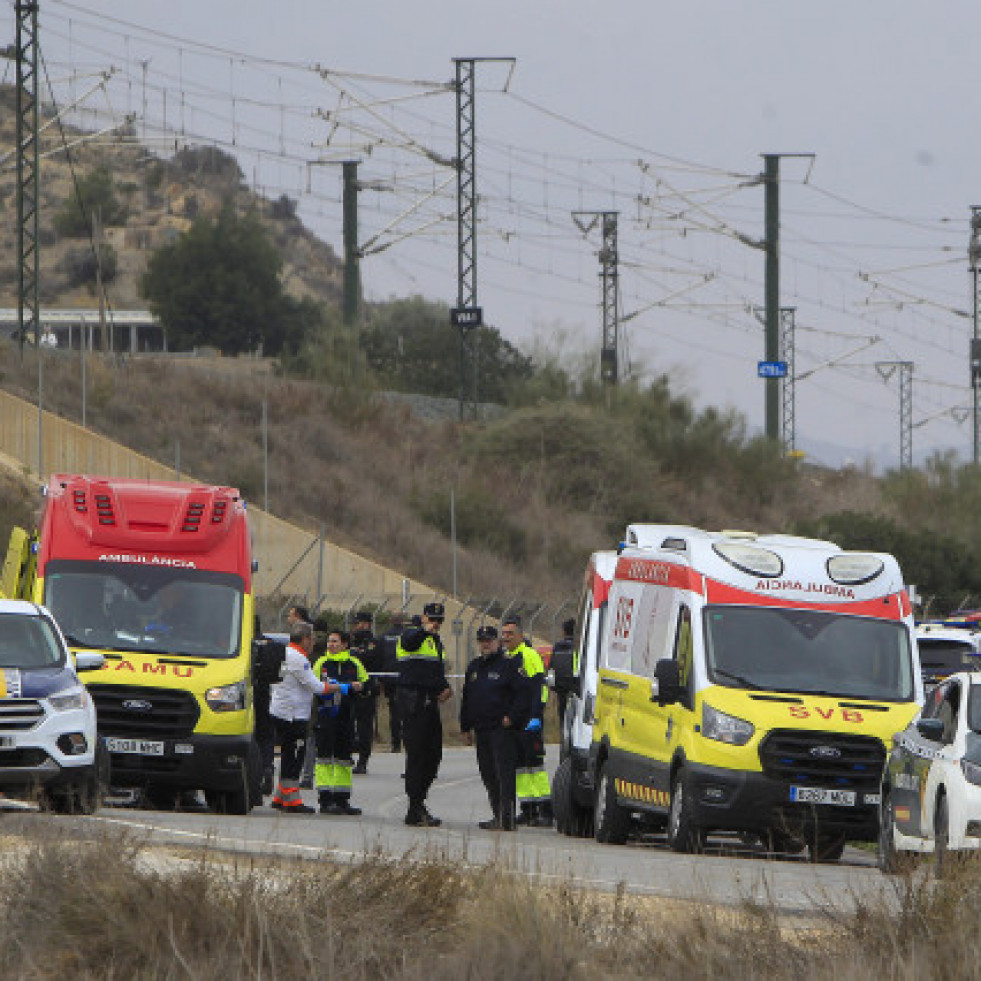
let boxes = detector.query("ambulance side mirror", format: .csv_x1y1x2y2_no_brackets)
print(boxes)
916,718,944,743
651,659,681,706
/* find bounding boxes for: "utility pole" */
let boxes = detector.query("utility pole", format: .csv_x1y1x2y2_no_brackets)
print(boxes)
16,0,41,473
573,210,620,384
451,57,514,421
762,154,781,441
342,160,361,331
760,153,814,442
969,206,981,465
875,361,914,471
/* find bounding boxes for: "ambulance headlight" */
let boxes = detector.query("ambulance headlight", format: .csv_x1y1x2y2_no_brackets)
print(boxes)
205,681,247,713
702,703,754,746
961,759,981,787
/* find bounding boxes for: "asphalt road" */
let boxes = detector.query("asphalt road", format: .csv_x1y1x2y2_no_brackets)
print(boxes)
2,745,902,918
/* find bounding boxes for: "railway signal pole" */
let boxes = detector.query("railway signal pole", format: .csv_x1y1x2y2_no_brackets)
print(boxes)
572,210,620,385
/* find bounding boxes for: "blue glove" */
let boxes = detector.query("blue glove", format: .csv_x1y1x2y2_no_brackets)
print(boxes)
525,718,542,732
338,683,350,696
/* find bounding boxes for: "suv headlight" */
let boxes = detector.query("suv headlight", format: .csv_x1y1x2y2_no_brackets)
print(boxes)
205,681,247,713
702,702,755,746
48,688,86,712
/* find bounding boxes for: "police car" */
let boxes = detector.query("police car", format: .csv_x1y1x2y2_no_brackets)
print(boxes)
0,600,107,812
880,670,981,871
915,622,981,688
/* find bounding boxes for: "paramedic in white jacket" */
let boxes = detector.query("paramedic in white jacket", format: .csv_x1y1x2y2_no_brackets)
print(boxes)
270,620,361,813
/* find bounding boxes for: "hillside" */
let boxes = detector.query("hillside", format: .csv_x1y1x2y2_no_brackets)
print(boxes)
0,85,344,314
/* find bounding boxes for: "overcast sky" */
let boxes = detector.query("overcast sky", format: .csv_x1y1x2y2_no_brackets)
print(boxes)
13,1,981,469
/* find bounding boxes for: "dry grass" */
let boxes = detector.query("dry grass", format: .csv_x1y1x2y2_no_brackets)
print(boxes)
3,820,981,979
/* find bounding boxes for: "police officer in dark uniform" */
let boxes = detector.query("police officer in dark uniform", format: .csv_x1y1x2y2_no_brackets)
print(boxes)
396,601,452,827
251,615,286,796
549,617,577,730
460,625,532,830
351,611,381,774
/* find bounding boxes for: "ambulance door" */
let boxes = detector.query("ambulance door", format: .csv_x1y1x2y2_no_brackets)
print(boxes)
594,586,633,752
617,583,677,803
643,602,696,805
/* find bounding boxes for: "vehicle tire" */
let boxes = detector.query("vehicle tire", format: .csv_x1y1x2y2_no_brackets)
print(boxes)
935,793,950,877
667,768,704,853
206,770,251,816
808,833,847,863
878,793,902,874
246,739,263,808
553,757,593,838
593,761,631,845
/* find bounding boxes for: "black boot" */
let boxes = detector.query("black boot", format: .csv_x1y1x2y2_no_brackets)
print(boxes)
260,767,274,796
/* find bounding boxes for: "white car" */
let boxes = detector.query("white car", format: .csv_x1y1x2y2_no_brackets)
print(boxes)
0,600,107,812
880,670,981,870
915,622,981,687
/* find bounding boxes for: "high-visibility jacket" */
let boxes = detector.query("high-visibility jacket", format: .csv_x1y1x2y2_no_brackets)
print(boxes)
508,641,547,715
396,627,450,694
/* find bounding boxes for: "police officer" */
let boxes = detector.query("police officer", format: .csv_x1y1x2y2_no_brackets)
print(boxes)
396,602,452,826
549,617,577,730
251,615,286,796
460,625,532,830
350,611,381,774
501,616,553,827
311,629,368,815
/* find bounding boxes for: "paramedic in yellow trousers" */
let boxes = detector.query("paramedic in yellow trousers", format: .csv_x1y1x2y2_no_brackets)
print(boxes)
311,629,368,815
501,617,553,827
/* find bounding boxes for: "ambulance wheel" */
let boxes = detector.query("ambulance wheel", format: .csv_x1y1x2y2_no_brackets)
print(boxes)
553,757,592,838
808,833,846,863
878,793,901,874
206,774,251,816
593,761,631,845
667,769,704,853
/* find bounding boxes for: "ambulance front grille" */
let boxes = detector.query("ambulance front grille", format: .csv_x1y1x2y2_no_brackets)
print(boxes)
87,685,199,739
759,730,885,792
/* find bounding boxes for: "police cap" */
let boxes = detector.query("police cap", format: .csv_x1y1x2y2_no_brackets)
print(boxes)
423,602,445,620
476,625,498,641
354,610,373,624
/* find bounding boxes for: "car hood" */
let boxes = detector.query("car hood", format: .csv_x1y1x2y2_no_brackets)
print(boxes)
0,665,77,700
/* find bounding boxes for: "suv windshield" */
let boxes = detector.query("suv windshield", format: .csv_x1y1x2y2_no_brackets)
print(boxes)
704,605,913,701
0,614,65,669
43,561,243,660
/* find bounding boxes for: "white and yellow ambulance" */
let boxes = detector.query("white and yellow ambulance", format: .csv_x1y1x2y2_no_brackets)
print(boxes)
589,525,923,861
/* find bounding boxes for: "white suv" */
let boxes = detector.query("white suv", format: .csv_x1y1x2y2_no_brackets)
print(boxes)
0,600,107,812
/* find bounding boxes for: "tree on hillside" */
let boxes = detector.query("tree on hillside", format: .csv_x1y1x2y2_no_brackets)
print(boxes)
141,204,316,355
54,166,129,237
360,295,534,402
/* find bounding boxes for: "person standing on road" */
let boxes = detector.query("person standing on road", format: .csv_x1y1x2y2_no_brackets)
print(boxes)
501,617,553,827
379,613,406,752
548,617,577,732
252,615,286,796
350,611,381,774
269,620,351,814
311,629,367,815
396,602,452,827
460,624,532,830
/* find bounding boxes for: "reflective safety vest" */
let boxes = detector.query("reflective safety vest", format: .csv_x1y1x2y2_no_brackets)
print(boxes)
510,642,547,706
396,634,444,662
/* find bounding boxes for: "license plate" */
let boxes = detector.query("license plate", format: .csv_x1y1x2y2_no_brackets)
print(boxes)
0,735,14,749
106,737,165,756
790,786,856,806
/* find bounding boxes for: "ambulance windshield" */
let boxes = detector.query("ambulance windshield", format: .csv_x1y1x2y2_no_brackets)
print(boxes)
704,605,913,701
43,560,243,659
